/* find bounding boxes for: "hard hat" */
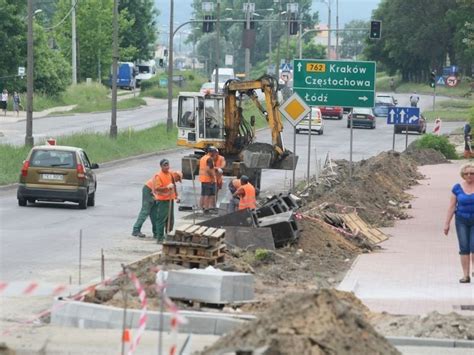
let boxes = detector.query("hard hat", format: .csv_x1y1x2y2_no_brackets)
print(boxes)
208,146,218,153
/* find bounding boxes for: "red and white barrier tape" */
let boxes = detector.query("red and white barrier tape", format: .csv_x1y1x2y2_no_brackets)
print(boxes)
127,271,148,355
0,281,77,297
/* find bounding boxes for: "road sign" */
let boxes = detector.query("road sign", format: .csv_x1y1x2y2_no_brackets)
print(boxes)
292,59,376,108
446,76,458,87
436,76,445,86
387,107,420,125
279,92,310,127
18,67,25,77
281,63,292,72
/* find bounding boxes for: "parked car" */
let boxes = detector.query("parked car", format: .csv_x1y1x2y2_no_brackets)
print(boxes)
199,82,224,95
347,107,376,129
17,145,99,209
373,94,397,117
320,106,343,120
296,107,324,135
394,114,427,134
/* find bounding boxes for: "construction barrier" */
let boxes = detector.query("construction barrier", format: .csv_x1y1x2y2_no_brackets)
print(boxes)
433,118,442,135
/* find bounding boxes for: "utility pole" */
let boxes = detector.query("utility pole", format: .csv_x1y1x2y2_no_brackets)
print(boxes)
275,0,281,79
110,0,119,138
25,0,34,146
335,0,339,59
244,1,251,79
268,22,272,72
166,0,174,132
286,1,291,63
327,1,331,59
215,1,220,93
71,0,77,84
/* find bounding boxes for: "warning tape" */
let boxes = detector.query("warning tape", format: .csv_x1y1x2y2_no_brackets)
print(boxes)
0,281,79,297
127,271,147,355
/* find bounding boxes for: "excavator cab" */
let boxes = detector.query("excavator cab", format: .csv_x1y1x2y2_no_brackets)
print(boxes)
177,93,225,150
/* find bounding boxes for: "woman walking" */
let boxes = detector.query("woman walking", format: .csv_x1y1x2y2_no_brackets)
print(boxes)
1,89,8,116
13,92,21,117
444,163,474,283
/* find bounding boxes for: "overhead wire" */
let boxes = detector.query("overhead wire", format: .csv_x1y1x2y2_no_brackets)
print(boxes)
43,0,78,31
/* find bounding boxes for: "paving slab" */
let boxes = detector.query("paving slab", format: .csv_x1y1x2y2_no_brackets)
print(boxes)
338,162,474,315
166,268,255,304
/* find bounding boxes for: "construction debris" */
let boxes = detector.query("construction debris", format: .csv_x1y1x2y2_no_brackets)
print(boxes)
163,225,226,268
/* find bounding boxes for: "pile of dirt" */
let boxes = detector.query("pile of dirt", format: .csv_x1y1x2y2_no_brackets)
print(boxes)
370,312,474,340
404,146,450,165
201,289,400,355
224,219,364,313
302,151,422,227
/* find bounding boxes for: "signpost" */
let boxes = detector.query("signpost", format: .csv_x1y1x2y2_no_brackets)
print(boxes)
292,59,376,108
279,92,310,190
386,107,420,150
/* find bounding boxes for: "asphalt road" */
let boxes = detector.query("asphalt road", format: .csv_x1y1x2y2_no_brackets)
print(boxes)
0,92,461,284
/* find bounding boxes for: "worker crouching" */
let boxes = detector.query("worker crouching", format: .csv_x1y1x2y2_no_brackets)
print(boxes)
233,175,257,210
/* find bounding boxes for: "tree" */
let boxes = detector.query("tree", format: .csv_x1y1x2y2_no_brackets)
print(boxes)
340,20,369,59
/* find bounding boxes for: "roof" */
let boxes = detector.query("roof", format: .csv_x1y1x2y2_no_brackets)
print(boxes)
32,145,84,152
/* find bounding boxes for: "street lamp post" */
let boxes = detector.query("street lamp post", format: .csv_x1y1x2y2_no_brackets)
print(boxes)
243,1,254,79
25,0,34,146
336,0,339,59
215,1,220,94
320,0,332,59
71,0,77,84
166,0,174,132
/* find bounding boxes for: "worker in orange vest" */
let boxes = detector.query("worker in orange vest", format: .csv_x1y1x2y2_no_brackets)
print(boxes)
199,146,225,211
153,159,179,243
233,175,257,210
228,177,241,213
132,170,161,238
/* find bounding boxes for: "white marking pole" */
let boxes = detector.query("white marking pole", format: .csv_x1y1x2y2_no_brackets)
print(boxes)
78,229,82,285
392,125,396,151
292,127,296,191
306,110,312,187
349,109,353,179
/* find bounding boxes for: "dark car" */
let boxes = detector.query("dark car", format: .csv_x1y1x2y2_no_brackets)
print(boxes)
373,94,397,117
394,114,427,134
320,106,343,120
17,145,99,209
347,107,376,129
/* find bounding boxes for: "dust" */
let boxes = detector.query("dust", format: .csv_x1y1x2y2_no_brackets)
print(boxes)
201,289,400,355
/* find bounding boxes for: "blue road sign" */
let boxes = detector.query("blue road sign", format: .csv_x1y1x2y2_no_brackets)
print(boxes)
281,63,292,72
387,107,420,125
436,76,446,86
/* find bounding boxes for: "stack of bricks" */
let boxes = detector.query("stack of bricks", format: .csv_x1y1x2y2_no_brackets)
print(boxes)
162,224,226,268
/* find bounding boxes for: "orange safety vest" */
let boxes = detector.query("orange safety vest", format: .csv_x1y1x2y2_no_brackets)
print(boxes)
154,171,176,201
199,154,214,183
238,183,256,210
214,155,225,189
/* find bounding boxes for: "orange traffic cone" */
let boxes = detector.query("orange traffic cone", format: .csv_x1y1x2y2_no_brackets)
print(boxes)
121,328,132,354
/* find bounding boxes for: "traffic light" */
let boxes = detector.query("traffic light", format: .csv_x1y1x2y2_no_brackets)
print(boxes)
369,20,382,39
430,70,436,88
163,49,168,57
159,58,164,67
203,15,214,33
289,18,298,35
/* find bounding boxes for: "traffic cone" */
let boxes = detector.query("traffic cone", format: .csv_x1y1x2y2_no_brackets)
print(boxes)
121,328,132,353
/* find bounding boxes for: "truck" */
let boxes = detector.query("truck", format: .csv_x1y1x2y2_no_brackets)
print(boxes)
176,75,297,191
211,68,235,84
109,62,136,90
135,60,156,88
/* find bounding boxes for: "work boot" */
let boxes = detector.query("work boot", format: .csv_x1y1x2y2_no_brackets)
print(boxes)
132,231,146,238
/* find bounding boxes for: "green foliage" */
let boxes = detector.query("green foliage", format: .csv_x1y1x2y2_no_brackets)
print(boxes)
254,248,271,261
0,124,178,185
365,0,473,80
340,20,369,59
415,134,458,159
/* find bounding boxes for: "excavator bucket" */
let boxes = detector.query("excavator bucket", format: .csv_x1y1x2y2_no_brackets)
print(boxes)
241,143,298,170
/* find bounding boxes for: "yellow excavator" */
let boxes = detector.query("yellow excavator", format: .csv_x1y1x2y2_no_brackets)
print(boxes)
176,75,297,188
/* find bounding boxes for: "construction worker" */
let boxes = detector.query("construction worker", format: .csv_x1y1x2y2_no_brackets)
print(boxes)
199,146,225,211
154,159,179,243
227,177,241,213
131,168,161,238
233,175,257,210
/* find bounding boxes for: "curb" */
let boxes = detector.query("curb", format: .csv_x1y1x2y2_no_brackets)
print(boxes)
387,336,474,349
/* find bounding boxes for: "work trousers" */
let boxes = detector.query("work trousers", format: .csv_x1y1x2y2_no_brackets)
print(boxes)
132,185,158,236
156,200,174,240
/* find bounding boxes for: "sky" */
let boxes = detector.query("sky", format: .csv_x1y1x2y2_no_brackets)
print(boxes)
154,0,381,44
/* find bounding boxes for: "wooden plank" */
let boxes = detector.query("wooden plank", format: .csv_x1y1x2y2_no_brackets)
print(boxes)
202,227,217,237
194,226,208,236
341,213,388,244
185,225,201,234
211,228,225,239
175,223,192,232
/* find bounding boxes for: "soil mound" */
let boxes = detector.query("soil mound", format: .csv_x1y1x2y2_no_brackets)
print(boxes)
201,289,400,355
404,146,450,165
303,151,421,227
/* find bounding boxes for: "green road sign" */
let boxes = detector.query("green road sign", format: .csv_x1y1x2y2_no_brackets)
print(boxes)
292,59,376,108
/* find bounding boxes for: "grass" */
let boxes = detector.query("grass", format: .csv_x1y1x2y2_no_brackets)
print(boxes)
140,70,207,99
0,124,178,185
422,98,473,122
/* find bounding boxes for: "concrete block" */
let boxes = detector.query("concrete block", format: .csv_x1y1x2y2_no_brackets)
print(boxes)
242,150,272,169
199,209,259,228
166,268,254,304
224,226,275,251
258,211,299,247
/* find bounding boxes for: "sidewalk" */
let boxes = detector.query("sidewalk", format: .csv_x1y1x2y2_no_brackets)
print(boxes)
0,105,77,123
338,161,474,315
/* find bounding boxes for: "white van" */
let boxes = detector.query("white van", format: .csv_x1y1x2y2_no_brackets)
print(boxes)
211,68,235,83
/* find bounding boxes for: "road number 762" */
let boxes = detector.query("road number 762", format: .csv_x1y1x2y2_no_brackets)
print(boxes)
306,63,326,72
